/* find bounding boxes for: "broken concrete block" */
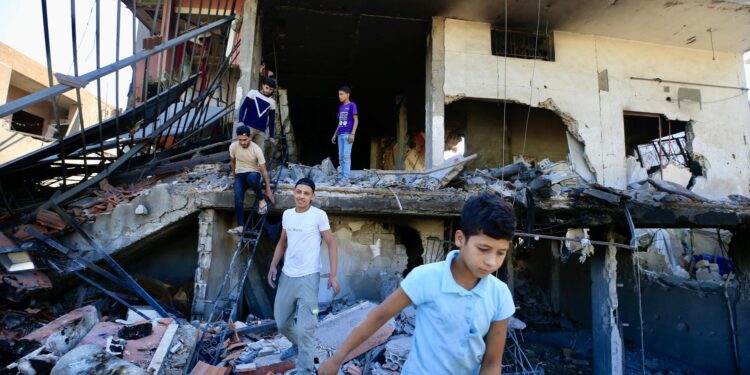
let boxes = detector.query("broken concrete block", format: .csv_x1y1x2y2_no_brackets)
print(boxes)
135,204,149,215
189,361,230,375
695,268,723,283
23,305,99,355
315,301,395,362
51,344,146,375
118,320,153,340
384,336,412,370
320,157,337,176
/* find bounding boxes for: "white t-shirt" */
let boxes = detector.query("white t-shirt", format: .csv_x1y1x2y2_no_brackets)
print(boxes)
281,206,331,277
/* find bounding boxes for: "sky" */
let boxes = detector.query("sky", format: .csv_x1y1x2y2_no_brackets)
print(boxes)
0,0,141,110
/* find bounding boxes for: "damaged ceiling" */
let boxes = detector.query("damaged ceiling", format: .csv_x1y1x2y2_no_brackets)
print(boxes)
261,0,750,52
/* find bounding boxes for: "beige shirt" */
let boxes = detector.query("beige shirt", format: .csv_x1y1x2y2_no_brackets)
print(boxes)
229,141,266,173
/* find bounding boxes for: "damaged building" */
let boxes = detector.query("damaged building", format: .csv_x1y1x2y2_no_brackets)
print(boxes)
0,0,749,374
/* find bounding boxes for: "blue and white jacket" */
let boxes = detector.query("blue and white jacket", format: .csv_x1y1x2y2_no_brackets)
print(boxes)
238,89,276,137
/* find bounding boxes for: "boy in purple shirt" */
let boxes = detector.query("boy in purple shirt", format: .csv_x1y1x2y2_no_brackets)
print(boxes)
330,86,358,183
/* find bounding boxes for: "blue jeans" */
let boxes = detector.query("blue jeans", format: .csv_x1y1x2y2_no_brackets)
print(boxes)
234,172,263,227
337,133,353,179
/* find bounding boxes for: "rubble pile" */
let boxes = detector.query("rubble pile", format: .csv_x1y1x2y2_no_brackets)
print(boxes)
1,305,198,375
635,228,737,284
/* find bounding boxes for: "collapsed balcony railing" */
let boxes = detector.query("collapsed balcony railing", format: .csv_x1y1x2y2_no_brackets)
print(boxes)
0,0,240,218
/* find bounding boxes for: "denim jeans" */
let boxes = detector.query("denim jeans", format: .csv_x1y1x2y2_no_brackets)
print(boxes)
337,133,353,179
234,172,263,227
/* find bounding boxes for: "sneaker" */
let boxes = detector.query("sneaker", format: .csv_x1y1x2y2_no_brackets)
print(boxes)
279,345,298,361
227,227,243,236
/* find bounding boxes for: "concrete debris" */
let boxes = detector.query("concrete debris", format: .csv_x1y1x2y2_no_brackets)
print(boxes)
134,204,149,215
635,228,736,282
23,305,99,355
118,320,153,340
384,336,411,371
51,344,146,375
315,301,396,362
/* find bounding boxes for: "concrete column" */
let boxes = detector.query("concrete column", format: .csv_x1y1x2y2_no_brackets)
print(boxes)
370,138,379,169
0,62,11,105
424,17,445,169
590,229,624,375
396,96,407,169
191,209,217,319
234,0,259,135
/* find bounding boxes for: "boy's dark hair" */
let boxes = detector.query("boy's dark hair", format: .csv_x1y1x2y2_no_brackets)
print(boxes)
295,177,316,193
460,193,515,240
236,125,251,136
338,85,351,94
263,78,277,89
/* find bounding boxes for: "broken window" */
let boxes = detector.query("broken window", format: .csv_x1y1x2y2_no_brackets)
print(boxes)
491,29,554,61
623,112,689,173
10,110,45,136
445,100,568,168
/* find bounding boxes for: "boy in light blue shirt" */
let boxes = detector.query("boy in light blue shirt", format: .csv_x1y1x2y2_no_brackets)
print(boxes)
318,193,516,374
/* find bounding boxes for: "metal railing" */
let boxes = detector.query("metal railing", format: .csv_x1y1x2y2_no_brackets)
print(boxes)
0,0,240,215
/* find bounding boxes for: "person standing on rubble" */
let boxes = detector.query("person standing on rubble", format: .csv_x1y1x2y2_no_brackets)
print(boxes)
318,193,516,375
237,78,278,153
228,125,275,235
330,86,358,184
268,178,340,374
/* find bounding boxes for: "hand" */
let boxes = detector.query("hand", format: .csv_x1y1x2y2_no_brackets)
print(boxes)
331,134,337,144
267,268,278,288
328,275,341,297
317,358,341,375
270,138,278,145
348,134,355,143
265,189,275,204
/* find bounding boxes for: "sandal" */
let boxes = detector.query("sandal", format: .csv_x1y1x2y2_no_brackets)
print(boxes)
257,200,268,215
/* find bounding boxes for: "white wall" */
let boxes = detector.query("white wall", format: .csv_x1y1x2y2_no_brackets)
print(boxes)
442,19,750,198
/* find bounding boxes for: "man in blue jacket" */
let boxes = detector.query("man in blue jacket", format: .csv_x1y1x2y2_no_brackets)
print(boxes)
237,78,278,152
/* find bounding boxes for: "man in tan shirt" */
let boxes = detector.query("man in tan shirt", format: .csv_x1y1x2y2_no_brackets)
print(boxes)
229,125,275,235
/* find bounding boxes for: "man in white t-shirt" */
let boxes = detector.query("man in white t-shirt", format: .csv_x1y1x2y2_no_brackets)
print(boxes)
267,178,340,374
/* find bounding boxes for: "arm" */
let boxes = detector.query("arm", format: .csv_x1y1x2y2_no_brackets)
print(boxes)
348,115,359,143
267,228,287,288
478,319,509,375
321,230,339,295
238,96,248,124
318,288,412,374
231,157,236,176
260,163,274,203
268,109,276,138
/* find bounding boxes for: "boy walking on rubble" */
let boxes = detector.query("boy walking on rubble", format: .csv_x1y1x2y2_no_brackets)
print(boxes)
237,78,278,153
268,178,341,374
318,192,516,375
330,86,358,184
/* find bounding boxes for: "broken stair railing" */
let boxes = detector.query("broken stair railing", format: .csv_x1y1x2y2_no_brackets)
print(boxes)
193,143,289,366
45,203,171,318
0,16,234,119
26,226,154,321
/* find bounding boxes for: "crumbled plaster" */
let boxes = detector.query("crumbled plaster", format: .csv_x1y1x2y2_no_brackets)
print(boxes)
538,98,599,181
445,93,466,105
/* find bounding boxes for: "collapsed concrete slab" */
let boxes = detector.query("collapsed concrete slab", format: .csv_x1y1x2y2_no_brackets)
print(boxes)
22,305,99,355
315,301,396,363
